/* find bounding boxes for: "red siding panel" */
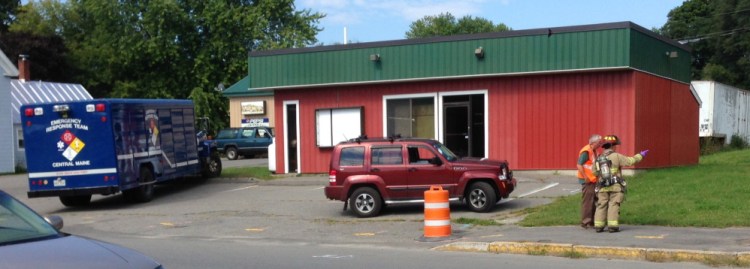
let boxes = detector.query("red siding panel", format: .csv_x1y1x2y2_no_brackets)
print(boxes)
670,81,700,165
272,70,698,173
634,72,699,168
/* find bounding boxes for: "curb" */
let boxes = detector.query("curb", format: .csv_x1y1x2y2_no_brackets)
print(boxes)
433,241,750,267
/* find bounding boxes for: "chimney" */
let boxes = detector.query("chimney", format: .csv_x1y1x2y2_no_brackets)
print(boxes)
18,54,30,82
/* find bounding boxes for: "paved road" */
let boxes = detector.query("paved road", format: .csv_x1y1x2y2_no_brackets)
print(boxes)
0,171,737,268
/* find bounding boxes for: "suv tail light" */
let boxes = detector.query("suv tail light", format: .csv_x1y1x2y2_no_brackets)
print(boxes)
329,170,337,185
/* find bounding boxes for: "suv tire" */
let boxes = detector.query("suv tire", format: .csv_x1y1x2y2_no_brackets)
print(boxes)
349,187,382,218
226,147,239,160
466,181,497,212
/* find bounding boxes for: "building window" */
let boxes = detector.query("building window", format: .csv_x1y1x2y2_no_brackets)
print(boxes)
316,107,363,147
386,97,435,139
17,129,24,149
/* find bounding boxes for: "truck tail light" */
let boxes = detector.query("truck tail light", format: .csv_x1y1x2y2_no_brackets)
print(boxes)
87,103,106,112
24,108,34,117
329,170,337,185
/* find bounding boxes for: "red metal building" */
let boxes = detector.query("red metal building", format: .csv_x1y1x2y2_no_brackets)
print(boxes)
234,22,698,174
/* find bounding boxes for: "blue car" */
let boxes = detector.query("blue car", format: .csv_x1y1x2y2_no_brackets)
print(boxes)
0,190,162,269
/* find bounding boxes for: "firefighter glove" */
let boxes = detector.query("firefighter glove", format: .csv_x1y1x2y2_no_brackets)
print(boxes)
639,149,649,157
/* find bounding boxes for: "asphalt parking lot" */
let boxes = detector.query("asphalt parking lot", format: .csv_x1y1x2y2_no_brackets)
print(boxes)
220,156,268,168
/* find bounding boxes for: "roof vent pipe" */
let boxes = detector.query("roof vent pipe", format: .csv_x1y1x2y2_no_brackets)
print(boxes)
18,54,30,82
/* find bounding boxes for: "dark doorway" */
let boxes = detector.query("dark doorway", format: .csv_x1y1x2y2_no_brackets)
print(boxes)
443,103,470,157
286,103,298,173
443,94,485,158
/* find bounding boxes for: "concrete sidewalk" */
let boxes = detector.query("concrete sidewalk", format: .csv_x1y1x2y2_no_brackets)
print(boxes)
439,225,750,267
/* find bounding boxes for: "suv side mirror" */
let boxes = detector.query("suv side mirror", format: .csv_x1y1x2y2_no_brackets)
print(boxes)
428,157,443,166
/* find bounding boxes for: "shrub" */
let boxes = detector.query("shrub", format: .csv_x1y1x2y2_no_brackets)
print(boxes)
729,135,749,149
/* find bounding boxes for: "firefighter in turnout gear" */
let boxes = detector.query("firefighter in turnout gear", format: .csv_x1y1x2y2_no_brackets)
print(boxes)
577,134,602,229
593,135,648,233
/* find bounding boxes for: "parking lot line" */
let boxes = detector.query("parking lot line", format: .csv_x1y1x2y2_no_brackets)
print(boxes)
222,185,259,192
499,182,559,204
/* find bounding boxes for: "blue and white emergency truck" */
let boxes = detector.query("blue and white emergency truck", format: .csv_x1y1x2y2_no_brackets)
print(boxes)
21,99,222,206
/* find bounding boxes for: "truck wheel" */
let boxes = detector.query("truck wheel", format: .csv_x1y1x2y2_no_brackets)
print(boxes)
226,147,239,160
466,182,497,212
59,195,91,207
349,187,382,218
124,167,155,203
203,152,222,178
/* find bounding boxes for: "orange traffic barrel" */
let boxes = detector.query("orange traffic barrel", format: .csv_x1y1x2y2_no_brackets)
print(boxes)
424,185,451,238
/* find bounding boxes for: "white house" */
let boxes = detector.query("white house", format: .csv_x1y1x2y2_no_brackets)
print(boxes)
0,49,18,173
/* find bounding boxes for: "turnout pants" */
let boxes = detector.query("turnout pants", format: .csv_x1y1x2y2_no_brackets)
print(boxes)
594,184,624,229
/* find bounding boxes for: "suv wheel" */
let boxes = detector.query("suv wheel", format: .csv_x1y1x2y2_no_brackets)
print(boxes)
226,147,239,160
466,182,497,212
349,187,382,218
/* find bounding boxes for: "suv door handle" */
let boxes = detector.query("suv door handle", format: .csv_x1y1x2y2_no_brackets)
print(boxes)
408,168,417,172
371,168,380,172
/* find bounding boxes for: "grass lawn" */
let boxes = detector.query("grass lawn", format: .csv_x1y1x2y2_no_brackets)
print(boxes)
220,166,274,180
520,149,750,228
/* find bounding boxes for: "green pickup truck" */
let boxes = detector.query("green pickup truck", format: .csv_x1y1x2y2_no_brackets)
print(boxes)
214,127,274,160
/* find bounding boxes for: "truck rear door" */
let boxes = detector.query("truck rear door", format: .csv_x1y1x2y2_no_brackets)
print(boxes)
22,101,119,197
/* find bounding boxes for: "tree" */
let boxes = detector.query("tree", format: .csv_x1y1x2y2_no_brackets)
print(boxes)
10,0,323,132
0,31,74,82
661,0,750,89
0,0,19,32
661,0,715,81
405,12,510,39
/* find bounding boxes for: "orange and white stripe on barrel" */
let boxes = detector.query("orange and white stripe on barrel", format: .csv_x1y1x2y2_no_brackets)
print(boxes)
424,185,451,238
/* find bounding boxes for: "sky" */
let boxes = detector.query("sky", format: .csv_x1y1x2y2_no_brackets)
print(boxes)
295,0,686,45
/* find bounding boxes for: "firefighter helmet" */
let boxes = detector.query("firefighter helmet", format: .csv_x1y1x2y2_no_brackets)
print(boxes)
602,135,621,146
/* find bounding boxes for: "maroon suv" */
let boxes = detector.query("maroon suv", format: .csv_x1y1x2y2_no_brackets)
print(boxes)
324,137,517,217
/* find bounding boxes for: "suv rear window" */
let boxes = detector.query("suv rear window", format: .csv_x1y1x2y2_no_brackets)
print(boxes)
339,147,365,166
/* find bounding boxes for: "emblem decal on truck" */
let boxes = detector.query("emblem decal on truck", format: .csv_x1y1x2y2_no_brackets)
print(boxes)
59,130,86,162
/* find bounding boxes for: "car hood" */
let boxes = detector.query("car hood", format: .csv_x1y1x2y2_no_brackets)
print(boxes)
0,235,160,269
455,157,507,168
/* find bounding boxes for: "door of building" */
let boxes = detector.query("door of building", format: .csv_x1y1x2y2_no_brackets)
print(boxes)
285,103,298,173
443,102,471,157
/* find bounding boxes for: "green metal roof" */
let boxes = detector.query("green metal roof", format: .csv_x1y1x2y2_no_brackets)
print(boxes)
222,75,272,97
247,21,691,90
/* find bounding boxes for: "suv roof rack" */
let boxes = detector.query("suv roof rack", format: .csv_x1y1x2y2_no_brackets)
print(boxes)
347,134,403,144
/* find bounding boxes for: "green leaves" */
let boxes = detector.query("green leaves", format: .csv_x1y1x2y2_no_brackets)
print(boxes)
661,0,750,89
405,12,510,39
9,0,323,133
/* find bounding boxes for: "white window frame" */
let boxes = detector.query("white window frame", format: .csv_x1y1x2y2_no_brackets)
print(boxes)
16,127,24,151
438,90,489,159
315,107,363,147
382,93,439,139
283,100,301,174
